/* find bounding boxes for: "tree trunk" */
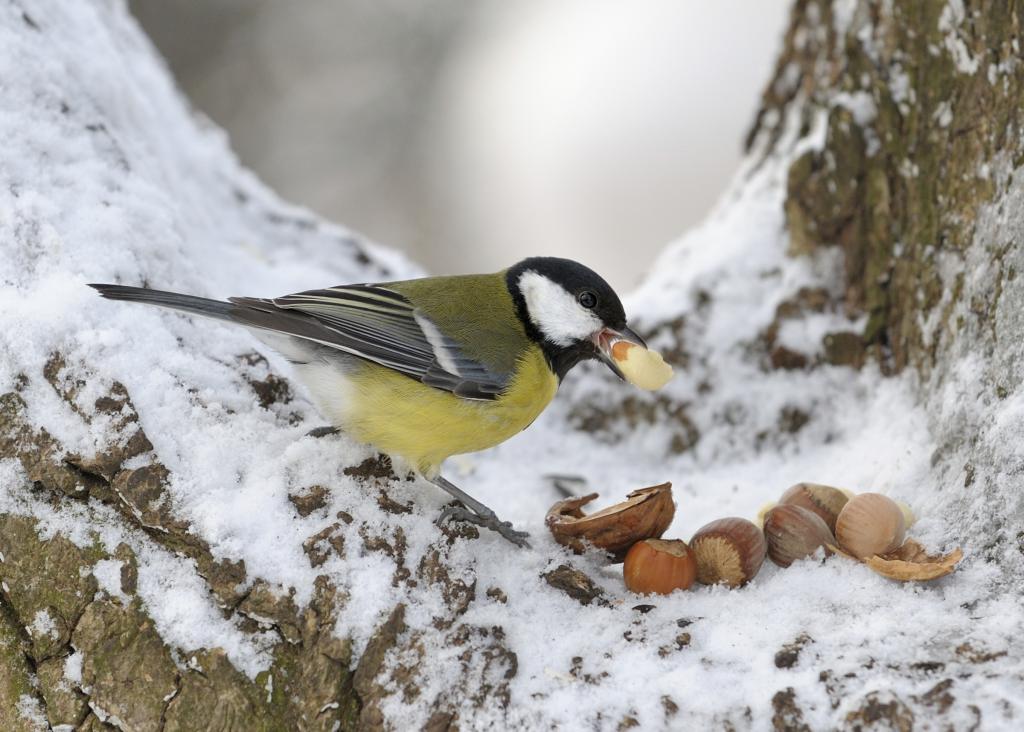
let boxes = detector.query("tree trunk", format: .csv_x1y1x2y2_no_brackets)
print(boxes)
755,0,1023,374
751,0,1024,568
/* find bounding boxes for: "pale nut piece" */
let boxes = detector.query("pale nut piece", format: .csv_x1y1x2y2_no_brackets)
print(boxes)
690,517,766,587
611,341,674,390
763,504,835,567
835,493,905,559
895,501,916,529
623,538,697,595
545,483,675,562
754,501,777,529
778,483,850,532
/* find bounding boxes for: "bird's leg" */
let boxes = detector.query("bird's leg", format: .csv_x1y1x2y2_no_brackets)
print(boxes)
428,475,531,548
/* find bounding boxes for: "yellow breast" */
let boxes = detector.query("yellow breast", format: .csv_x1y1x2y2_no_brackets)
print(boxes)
311,345,558,476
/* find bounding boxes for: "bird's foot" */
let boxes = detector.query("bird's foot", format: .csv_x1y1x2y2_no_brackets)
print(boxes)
306,425,340,438
437,503,531,548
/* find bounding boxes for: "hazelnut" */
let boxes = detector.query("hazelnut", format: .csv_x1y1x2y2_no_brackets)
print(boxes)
763,505,835,567
778,483,850,532
690,518,766,587
835,493,905,559
545,483,675,561
623,539,697,595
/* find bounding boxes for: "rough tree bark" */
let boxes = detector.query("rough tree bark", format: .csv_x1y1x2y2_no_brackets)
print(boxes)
749,0,1024,567
753,0,1022,375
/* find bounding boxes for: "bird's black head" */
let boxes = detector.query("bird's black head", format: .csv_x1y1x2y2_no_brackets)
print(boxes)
505,257,645,380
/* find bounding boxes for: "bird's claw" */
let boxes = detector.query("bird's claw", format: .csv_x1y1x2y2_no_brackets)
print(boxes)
437,504,531,548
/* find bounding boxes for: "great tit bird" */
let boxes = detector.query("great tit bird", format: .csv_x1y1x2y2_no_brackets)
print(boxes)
90,257,647,546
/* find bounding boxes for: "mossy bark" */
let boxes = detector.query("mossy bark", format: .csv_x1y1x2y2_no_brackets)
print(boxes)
0,374,364,731
751,0,1024,376
0,596,44,732
1,365,512,730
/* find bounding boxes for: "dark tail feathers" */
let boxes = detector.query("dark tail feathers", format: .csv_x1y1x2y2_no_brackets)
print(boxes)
88,284,235,322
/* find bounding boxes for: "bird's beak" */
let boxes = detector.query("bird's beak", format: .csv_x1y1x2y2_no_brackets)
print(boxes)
593,325,647,380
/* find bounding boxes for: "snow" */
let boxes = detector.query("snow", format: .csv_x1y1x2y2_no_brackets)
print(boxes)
0,1,1022,729
833,90,877,128
833,91,880,155
831,0,859,42
91,559,127,603
889,63,914,109
28,609,59,641
0,460,278,678
63,651,83,685
935,100,954,128
939,0,981,76
15,695,48,731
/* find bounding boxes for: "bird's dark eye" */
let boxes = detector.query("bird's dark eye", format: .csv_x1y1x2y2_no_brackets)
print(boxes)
578,290,598,309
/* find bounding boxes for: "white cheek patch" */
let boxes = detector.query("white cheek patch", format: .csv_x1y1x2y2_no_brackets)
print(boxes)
517,271,602,346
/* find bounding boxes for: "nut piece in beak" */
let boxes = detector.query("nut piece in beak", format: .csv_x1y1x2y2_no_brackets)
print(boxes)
545,483,675,562
609,341,674,390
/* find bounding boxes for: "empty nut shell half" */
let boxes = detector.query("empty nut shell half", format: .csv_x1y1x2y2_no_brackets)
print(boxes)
690,517,766,587
829,539,963,581
778,483,850,532
545,483,675,562
835,493,905,559
864,539,962,581
623,538,697,595
763,504,835,567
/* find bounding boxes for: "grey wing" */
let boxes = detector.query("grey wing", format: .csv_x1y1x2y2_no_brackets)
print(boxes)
229,285,510,401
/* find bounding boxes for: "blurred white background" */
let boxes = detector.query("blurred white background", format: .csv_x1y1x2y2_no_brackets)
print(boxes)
131,0,790,291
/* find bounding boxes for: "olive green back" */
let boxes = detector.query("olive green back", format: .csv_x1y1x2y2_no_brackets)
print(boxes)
386,271,528,376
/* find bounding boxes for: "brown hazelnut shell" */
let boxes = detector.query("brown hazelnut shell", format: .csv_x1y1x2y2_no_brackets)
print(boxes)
835,493,905,559
545,483,675,562
690,517,766,587
778,483,850,532
763,504,835,567
623,539,697,595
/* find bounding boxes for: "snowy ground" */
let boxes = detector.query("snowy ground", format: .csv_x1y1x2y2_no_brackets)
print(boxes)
1,2,1022,730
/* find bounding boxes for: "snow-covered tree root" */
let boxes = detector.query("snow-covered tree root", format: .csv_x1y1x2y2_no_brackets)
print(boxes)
2,1,1023,730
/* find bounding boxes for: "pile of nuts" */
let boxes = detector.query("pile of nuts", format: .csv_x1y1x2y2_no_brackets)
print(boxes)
618,516,768,594
545,482,962,596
